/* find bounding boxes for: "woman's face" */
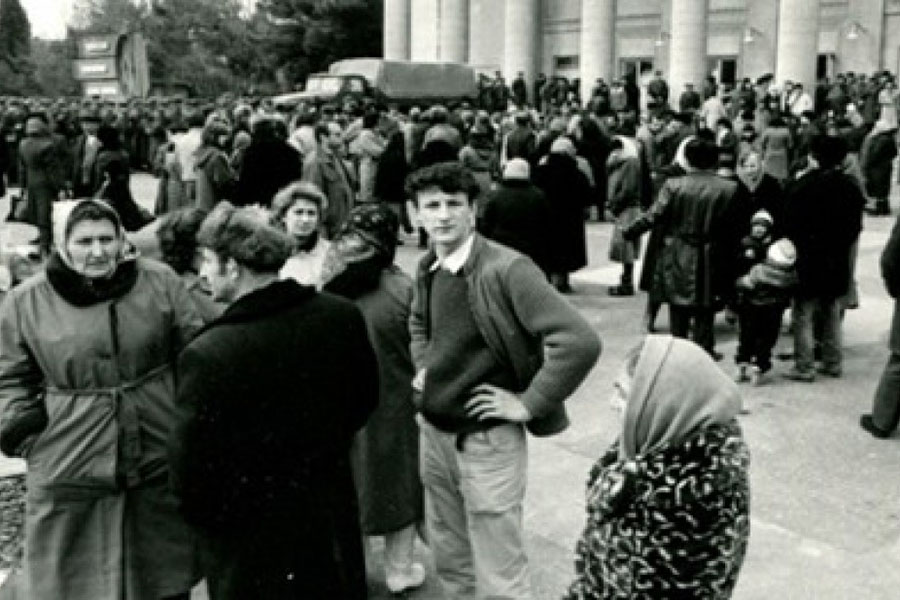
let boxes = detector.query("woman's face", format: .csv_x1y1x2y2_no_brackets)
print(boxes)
740,154,762,176
65,219,122,279
283,199,320,242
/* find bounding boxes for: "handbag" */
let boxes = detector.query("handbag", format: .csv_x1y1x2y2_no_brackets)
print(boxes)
6,191,29,222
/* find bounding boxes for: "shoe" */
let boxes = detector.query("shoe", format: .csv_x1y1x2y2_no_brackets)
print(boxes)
859,415,892,439
817,365,842,378
386,563,426,595
784,368,815,382
608,284,635,296
750,366,768,386
735,363,750,383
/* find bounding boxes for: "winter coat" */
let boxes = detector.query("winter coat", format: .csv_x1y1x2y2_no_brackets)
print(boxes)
349,128,386,202
169,280,378,600
565,421,750,600
881,213,900,353
737,259,798,307
860,128,898,199
459,144,496,200
18,134,67,236
479,179,553,273
303,150,356,238
94,148,151,231
0,258,204,600
782,169,865,299
346,267,422,534
194,145,236,211
236,138,303,208
606,152,642,215
741,174,785,237
626,172,738,308
760,126,792,181
534,153,591,273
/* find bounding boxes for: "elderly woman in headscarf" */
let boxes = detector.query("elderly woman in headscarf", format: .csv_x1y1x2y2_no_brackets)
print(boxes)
321,204,425,595
272,180,332,288
565,335,750,599
533,136,592,293
0,198,203,600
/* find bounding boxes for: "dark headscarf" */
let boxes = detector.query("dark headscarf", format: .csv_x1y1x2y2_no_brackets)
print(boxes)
322,204,399,299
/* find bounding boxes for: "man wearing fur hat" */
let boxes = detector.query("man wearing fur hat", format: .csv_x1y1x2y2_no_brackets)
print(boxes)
170,202,378,598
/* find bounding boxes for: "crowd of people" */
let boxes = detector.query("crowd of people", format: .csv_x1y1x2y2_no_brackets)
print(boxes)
0,64,898,599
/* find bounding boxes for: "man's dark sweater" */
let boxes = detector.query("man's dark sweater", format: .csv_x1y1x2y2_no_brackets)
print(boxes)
421,268,518,433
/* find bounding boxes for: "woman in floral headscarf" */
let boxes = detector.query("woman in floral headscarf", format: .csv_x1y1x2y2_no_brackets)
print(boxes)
322,204,424,595
565,335,750,599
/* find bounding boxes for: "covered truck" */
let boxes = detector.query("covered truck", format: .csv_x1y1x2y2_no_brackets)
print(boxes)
274,58,478,109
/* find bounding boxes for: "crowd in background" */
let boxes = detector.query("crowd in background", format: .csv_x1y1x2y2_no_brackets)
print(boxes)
0,64,899,599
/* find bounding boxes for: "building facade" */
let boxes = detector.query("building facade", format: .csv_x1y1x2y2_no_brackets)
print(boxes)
384,0,900,101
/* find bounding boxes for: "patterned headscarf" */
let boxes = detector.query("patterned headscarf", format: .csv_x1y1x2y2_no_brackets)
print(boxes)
320,204,399,291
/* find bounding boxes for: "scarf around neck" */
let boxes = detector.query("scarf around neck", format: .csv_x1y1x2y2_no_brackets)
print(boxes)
46,250,139,307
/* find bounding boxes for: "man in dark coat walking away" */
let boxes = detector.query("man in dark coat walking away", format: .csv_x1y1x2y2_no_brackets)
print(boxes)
782,135,865,381
169,202,379,599
625,138,738,356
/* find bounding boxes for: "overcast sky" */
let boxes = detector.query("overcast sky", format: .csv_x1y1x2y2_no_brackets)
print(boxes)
22,0,73,40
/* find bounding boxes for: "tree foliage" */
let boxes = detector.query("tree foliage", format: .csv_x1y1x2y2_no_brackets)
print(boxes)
24,0,384,97
0,0,33,92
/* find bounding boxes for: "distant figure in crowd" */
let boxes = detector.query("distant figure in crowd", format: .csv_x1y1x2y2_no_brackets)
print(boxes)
273,181,332,288
170,202,378,599
625,138,739,357
349,110,386,202
565,335,750,599
783,135,865,381
322,204,425,595
18,114,68,253
237,116,303,208
860,117,898,216
479,158,552,275
174,109,204,201
304,120,356,237
194,119,236,211
94,124,154,231
606,136,643,296
0,199,204,600
406,162,601,598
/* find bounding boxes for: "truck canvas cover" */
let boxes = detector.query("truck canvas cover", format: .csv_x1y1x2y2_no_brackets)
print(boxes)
329,58,477,100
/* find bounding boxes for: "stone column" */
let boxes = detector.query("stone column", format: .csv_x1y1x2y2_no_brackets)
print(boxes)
580,0,617,102
439,0,469,62
668,0,708,100
504,0,540,88
410,0,439,61
383,0,410,60
741,0,778,80
775,0,821,92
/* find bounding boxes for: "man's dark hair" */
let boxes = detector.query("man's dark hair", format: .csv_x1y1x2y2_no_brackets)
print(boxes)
405,161,482,203
197,201,294,273
809,134,848,170
684,138,719,171
156,208,209,275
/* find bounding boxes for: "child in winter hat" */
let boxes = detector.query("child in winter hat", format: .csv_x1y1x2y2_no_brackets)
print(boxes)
734,225,798,386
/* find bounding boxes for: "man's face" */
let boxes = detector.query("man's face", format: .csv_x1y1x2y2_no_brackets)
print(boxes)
326,122,343,152
415,187,475,252
200,248,237,303
81,120,99,136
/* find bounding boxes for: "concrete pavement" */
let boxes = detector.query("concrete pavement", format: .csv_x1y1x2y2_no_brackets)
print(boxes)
2,175,899,598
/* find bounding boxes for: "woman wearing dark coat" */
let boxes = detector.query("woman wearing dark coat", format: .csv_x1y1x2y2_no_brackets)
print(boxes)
374,130,412,233
170,202,378,600
194,120,236,211
736,151,785,236
566,335,750,599
860,119,898,216
235,117,303,208
17,115,68,253
479,158,552,274
534,136,591,292
323,204,425,595
94,124,154,231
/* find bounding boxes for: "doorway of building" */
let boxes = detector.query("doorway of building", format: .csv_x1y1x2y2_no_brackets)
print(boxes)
619,58,654,80
709,57,737,86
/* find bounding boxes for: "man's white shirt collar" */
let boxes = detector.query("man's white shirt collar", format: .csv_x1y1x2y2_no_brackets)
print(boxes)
430,235,475,274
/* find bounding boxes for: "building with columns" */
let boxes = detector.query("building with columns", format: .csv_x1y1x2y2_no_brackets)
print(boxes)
384,0,900,102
